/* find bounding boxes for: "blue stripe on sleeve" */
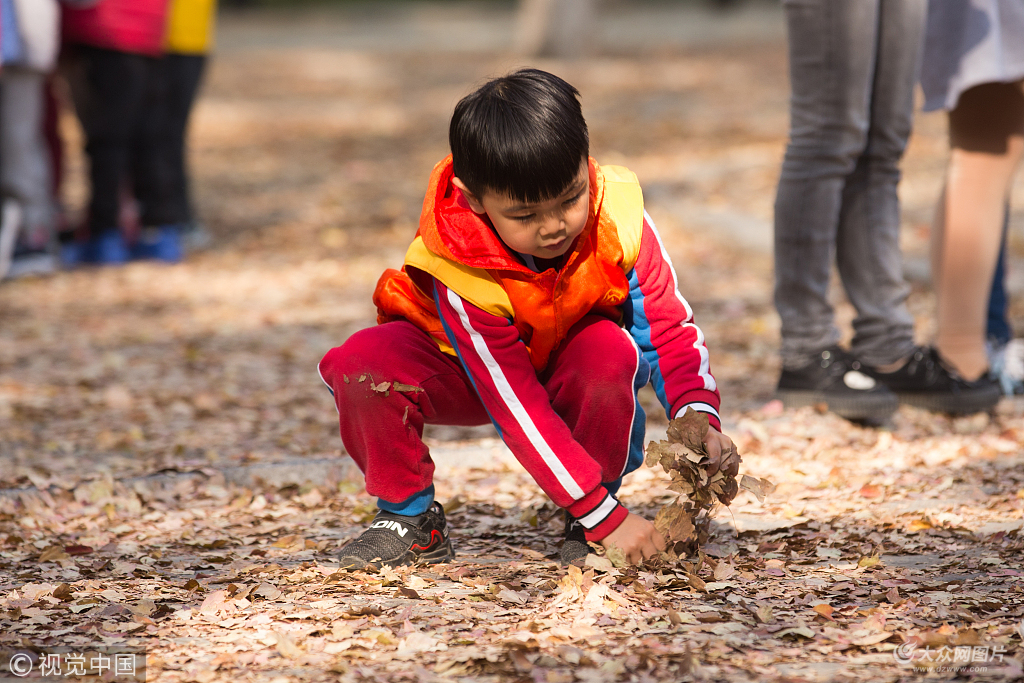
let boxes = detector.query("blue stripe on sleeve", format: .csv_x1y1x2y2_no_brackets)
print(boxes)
625,267,671,417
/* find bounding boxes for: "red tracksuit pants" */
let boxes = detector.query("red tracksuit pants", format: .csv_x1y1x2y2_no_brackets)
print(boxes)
318,318,645,513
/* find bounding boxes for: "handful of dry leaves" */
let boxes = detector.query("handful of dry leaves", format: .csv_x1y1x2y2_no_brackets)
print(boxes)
645,408,775,560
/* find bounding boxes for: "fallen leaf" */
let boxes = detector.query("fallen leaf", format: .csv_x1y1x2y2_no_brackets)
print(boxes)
776,626,815,639
200,590,228,615
64,545,93,556
584,555,615,572
275,630,304,659
52,584,75,602
713,561,736,581
812,604,834,620
907,518,932,532
849,631,894,647
253,583,282,600
858,484,882,499
739,475,775,503
858,555,881,569
38,546,70,563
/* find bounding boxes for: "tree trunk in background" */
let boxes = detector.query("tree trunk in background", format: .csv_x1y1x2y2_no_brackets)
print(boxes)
516,0,596,58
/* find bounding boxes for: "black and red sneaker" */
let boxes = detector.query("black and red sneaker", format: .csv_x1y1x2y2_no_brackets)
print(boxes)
560,512,591,566
336,501,454,570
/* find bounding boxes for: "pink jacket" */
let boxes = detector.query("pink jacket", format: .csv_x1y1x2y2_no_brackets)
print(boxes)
62,0,169,56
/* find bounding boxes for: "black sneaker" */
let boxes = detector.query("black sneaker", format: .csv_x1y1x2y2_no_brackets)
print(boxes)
777,346,897,422
863,346,1001,415
560,512,591,565
336,501,454,570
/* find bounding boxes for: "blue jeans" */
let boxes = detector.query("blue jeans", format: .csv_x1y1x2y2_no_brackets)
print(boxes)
987,207,1012,346
774,0,925,369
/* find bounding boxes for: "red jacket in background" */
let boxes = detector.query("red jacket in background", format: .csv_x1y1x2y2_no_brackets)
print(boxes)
62,0,170,56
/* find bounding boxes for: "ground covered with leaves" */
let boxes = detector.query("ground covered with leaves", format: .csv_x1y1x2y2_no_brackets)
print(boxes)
2,3,1024,681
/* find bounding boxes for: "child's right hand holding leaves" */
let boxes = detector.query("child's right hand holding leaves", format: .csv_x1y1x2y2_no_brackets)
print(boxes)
600,512,666,565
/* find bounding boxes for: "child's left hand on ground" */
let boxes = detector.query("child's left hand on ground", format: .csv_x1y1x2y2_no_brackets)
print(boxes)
600,512,667,565
703,426,740,479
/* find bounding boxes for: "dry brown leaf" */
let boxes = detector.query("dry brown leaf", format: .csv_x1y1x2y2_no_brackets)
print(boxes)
605,545,628,568
712,562,736,581
738,474,776,503
857,555,881,568
812,604,834,620
275,630,304,659
52,583,75,602
38,546,70,563
200,590,228,615
253,583,282,600
647,409,757,560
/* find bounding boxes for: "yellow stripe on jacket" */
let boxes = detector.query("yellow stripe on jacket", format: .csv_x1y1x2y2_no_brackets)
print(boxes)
598,164,643,272
404,237,514,319
165,0,217,54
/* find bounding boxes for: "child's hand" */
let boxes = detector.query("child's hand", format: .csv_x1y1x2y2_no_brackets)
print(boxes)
600,512,666,565
704,426,740,479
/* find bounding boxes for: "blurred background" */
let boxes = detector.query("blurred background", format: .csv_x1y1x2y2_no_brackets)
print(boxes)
2,0,1023,486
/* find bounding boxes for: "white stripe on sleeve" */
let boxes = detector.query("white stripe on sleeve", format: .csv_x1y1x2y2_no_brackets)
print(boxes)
447,289,586,500
577,494,618,529
674,402,721,423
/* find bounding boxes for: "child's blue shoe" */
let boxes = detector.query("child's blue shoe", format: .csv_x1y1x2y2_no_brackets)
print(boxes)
92,229,130,265
61,240,87,268
131,225,184,263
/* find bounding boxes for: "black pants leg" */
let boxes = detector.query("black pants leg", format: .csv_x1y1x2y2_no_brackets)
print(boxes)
132,53,207,226
67,46,151,233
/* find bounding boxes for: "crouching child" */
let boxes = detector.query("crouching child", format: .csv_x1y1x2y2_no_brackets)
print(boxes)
319,69,738,569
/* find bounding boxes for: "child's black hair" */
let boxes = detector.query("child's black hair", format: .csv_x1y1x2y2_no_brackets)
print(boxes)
449,68,590,204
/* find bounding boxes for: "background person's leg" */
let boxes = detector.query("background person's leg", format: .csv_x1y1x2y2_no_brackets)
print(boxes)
838,0,923,367
933,81,1024,380
983,209,1022,395
161,53,207,229
773,0,901,422
131,56,172,228
986,208,1012,349
66,46,150,262
0,69,57,277
774,0,879,369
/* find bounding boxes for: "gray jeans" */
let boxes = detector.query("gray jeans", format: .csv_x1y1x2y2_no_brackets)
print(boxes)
774,0,925,369
0,68,54,247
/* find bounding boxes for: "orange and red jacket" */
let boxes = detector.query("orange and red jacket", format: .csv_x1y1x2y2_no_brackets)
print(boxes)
376,155,645,372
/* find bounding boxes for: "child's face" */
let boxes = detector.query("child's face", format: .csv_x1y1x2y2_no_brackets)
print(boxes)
454,161,590,260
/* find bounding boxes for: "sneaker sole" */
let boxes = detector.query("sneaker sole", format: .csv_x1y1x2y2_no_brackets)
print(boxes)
777,389,897,422
895,386,1001,415
337,539,455,571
